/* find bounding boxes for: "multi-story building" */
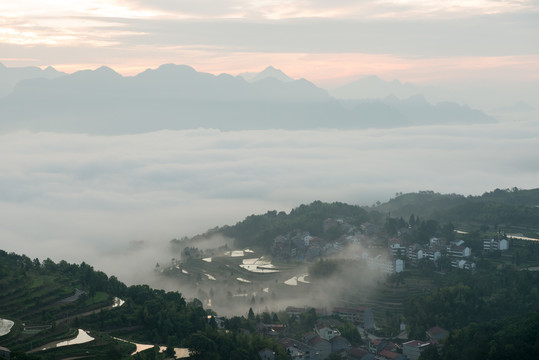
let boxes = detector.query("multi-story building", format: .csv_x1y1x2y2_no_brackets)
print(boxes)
332,306,374,329
407,244,424,264
483,238,509,252
366,255,405,274
448,245,471,258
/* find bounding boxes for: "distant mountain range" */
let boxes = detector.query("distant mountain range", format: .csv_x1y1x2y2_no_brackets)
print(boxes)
0,62,65,97
239,65,294,83
0,63,495,134
330,75,423,100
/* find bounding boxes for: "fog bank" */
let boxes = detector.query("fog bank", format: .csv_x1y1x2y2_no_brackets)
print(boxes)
1,122,538,284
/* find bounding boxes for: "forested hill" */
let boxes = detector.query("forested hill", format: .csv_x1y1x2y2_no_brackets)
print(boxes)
194,201,371,251
186,189,539,251
373,188,539,230
0,250,289,360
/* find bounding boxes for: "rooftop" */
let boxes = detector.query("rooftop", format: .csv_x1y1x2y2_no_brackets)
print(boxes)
403,340,432,348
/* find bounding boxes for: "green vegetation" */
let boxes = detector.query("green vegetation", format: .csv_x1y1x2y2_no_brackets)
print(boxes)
173,189,538,258
3,188,539,359
0,250,287,359
308,259,342,279
442,312,539,360
375,188,539,234
405,267,539,340
163,191,538,357
185,328,289,360
214,201,370,250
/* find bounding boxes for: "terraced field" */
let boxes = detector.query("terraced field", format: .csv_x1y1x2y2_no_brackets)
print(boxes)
164,250,439,331
0,266,114,354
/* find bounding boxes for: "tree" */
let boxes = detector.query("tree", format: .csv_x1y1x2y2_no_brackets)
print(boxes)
327,353,342,360
185,333,217,360
419,345,441,360
262,312,272,324
338,321,362,346
165,346,175,358
409,214,416,227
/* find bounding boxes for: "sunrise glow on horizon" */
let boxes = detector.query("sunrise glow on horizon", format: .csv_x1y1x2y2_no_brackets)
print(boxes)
1,0,537,86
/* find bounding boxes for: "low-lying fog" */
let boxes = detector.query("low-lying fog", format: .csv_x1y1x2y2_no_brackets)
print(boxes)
1,121,538,286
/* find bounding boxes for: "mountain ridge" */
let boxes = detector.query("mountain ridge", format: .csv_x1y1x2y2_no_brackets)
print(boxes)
0,63,495,134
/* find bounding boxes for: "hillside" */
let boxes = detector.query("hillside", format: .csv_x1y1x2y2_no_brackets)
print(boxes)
161,191,539,321
0,251,134,358
373,188,539,233
184,191,539,253
159,191,539,350
0,250,287,359
200,201,371,251
3,189,539,359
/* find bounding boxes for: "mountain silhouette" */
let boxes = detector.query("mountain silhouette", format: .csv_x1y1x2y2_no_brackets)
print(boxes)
240,66,294,83
330,75,422,100
0,62,65,97
0,63,495,134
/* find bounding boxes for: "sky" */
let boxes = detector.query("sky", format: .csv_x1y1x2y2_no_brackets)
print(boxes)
1,0,538,86
1,1,539,285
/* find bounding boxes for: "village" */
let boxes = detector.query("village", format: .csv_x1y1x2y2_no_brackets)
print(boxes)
250,303,448,360
257,217,512,360
159,206,526,360
271,217,509,275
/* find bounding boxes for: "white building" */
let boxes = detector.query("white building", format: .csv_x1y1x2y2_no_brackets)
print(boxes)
366,255,405,274
402,340,434,360
448,245,471,258
315,325,341,341
483,238,509,252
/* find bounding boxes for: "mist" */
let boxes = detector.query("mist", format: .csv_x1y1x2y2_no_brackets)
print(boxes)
1,121,538,286
152,238,385,318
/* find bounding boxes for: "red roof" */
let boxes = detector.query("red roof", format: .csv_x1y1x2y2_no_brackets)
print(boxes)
380,350,401,359
350,348,369,359
403,340,431,348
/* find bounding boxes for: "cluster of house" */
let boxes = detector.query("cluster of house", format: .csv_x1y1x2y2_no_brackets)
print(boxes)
272,220,405,275
286,306,375,330
348,326,448,360
278,324,352,360
389,236,478,270
258,306,449,360
258,306,375,359
272,229,346,262
272,218,512,277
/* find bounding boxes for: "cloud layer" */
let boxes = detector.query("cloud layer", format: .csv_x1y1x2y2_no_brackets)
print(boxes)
1,1,538,85
1,122,538,284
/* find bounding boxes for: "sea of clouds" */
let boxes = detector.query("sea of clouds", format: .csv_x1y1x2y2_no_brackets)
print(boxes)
1,120,538,284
